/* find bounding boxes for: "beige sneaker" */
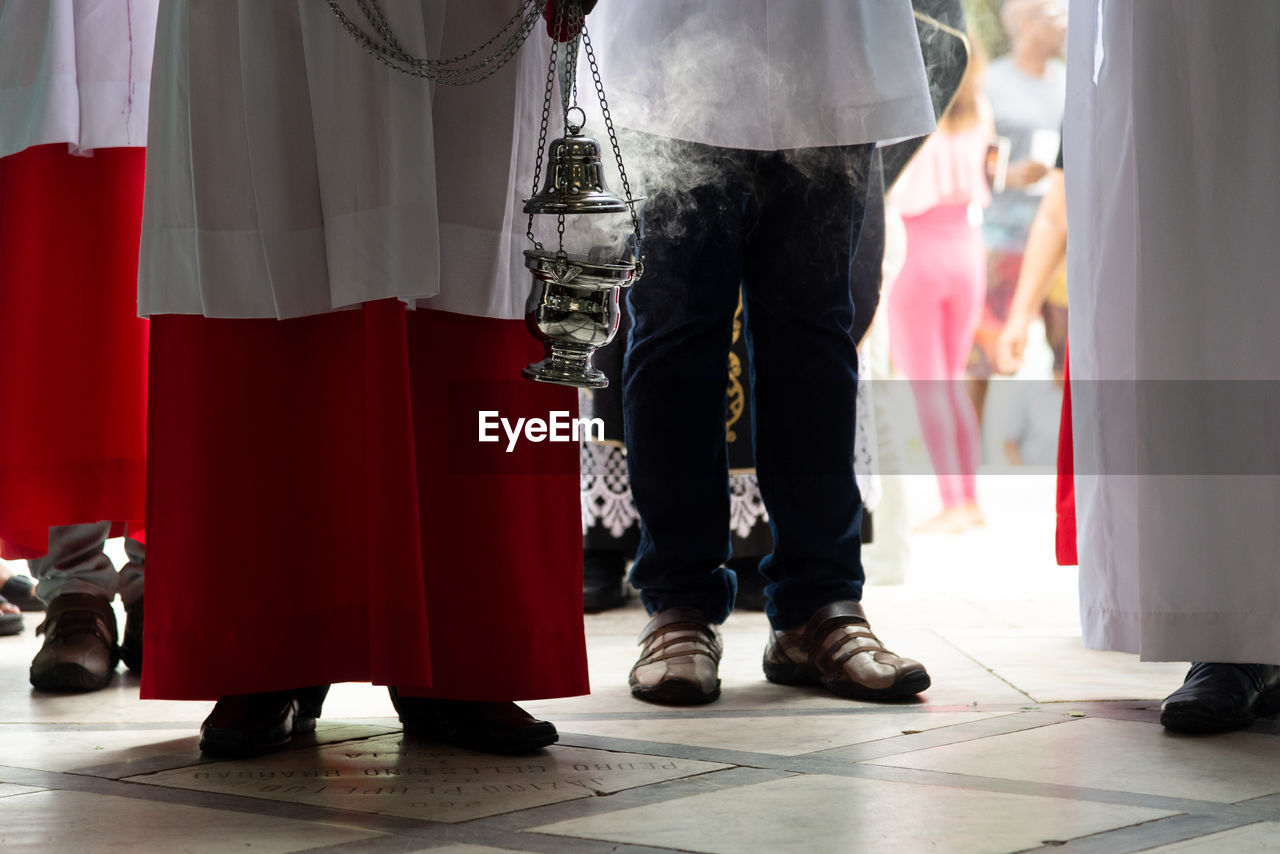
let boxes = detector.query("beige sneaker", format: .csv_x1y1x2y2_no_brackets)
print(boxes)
763,600,930,700
630,608,722,705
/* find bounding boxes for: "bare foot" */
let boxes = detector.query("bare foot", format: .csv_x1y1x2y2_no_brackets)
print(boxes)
914,503,985,534
958,502,986,528
0,599,18,617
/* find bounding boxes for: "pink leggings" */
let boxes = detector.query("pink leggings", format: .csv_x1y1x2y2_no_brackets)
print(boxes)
888,203,986,508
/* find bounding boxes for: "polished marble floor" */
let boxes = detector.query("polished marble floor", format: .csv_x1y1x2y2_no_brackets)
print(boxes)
2,475,1278,853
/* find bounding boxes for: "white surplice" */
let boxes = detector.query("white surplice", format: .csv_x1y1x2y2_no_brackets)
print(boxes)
138,0,554,321
586,0,935,150
1065,0,1280,662
0,0,157,158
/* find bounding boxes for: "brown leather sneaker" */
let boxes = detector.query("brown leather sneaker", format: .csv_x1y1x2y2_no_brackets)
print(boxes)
29,593,119,692
763,600,930,700
630,608,723,705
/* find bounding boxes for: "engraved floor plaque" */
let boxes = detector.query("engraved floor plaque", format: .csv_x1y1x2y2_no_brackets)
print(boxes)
127,733,728,823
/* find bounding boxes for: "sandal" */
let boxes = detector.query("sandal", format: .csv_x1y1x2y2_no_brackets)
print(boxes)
0,595,23,636
0,575,43,611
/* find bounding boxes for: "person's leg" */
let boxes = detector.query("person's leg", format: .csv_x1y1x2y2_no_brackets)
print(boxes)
623,141,746,704
742,146,871,628
389,307,587,751
887,224,967,512
146,306,433,753
29,522,117,604
27,522,120,691
623,142,746,625
745,145,929,700
941,221,989,515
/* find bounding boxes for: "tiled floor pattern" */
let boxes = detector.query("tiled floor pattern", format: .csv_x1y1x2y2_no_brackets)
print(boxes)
2,476,1277,853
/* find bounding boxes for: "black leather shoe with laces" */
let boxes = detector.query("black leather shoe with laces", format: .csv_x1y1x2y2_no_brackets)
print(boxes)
1160,663,1280,733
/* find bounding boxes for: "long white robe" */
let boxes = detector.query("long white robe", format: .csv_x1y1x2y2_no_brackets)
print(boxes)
1065,0,1280,662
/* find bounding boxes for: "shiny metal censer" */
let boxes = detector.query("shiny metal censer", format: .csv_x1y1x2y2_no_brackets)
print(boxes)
521,247,637,388
519,14,644,389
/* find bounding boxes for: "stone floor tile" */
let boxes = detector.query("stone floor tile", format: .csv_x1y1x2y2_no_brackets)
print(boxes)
531,773,1175,854
0,789,380,852
562,710,1007,755
870,717,1280,802
1137,822,1280,853
936,631,1187,703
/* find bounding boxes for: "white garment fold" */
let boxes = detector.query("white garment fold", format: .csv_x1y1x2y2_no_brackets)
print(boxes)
139,0,564,321
140,0,446,319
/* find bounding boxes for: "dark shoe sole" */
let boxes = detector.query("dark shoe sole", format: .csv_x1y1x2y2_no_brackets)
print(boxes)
423,722,559,755
1161,685,1280,733
0,612,23,636
30,662,114,693
1159,705,1255,733
763,656,931,701
401,717,559,755
630,678,721,706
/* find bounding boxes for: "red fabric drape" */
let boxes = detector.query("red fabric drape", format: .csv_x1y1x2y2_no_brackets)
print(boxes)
0,144,148,558
143,303,588,701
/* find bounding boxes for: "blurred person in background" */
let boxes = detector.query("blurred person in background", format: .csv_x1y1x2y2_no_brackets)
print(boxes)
888,30,994,534
970,0,1067,423
995,143,1073,563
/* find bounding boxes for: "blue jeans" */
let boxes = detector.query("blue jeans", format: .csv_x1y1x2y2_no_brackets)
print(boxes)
623,141,874,630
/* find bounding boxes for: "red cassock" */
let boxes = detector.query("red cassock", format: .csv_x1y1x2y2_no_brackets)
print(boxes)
138,2,588,700
0,144,148,559
145,307,587,700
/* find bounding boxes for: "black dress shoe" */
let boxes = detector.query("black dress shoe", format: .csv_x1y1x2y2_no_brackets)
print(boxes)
388,687,558,754
582,549,628,612
1,575,43,611
1160,663,1280,733
0,596,22,636
199,685,330,756
119,598,143,674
